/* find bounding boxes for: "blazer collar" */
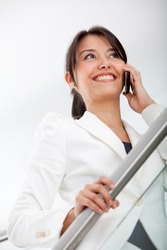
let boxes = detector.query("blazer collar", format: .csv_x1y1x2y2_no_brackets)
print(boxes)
75,111,141,159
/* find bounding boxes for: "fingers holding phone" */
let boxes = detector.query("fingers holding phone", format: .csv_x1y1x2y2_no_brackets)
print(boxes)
123,63,141,96
122,64,155,113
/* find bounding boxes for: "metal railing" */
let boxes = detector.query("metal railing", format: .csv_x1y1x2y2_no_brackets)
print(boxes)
52,107,167,250
0,229,7,242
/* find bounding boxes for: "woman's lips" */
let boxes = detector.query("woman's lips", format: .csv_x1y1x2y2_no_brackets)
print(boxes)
93,74,116,82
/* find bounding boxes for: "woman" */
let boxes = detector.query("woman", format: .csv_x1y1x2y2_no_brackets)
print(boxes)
8,26,167,250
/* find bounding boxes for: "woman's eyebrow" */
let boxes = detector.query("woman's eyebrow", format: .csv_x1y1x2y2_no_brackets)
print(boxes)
78,47,115,57
78,49,96,57
107,48,115,53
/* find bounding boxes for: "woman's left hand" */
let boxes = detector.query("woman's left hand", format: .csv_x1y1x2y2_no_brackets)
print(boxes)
122,64,155,113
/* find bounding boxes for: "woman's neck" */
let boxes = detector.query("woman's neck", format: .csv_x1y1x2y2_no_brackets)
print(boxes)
87,101,131,143
88,101,122,128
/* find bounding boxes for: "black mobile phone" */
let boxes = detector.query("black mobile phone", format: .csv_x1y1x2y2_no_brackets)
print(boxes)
124,71,130,94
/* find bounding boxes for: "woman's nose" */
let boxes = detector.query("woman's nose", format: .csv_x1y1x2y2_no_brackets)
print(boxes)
97,59,111,69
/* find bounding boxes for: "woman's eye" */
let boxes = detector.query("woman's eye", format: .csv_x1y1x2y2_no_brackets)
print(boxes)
84,54,95,60
109,52,118,59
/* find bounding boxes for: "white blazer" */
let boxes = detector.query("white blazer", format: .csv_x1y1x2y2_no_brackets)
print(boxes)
7,104,167,250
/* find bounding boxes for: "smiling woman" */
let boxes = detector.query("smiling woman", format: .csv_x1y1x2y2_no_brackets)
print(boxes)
65,27,127,118
7,26,167,250
70,35,126,106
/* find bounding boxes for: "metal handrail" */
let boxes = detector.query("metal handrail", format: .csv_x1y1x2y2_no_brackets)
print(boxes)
0,230,8,242
52,107,167,250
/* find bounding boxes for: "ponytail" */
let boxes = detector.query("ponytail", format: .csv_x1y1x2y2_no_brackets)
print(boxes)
71,89,86,119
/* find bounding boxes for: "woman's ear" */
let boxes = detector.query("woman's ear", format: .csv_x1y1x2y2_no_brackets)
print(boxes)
65,72,75,89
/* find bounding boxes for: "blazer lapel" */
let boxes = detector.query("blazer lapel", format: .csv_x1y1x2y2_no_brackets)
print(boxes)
123,120,141,147
75,111,132,159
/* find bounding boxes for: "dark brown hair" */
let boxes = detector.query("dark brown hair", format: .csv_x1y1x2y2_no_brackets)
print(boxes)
65,26,127,119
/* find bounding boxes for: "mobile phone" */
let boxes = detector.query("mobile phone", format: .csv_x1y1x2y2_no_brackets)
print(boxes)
124,71,130,94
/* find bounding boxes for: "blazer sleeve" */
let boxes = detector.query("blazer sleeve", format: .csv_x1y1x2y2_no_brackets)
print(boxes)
7,113,73,248
142,103,167,190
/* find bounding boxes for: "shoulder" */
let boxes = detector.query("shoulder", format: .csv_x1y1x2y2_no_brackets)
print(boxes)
40,112,71,125
34,113,73,141
38,112,73,128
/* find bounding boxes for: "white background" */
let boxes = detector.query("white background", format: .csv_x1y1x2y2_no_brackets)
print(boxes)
0,0,167,236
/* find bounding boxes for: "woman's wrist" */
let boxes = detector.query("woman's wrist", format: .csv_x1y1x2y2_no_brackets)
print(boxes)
140,99,156,113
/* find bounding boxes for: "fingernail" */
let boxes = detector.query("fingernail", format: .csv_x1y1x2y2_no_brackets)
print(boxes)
110,184,115,189
109,200,113,206
98,209,103,214
112,203,117,209
105,207,109,212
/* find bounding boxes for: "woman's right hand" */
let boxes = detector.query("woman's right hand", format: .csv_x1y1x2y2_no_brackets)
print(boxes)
74,176,119,216
61,176,119,236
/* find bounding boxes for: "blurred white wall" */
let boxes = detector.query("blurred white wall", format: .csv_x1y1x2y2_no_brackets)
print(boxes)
0,0,167,232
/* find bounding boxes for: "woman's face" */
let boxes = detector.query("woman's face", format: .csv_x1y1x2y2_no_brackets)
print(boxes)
66,34,125,108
